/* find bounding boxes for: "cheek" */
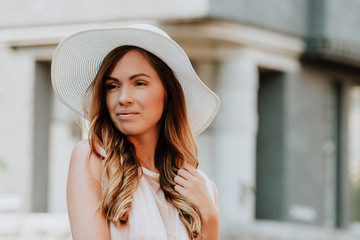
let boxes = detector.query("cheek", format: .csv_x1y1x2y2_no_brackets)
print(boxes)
148,90,165,118
105,95,119,123
150,97,164,114
105,94,115,112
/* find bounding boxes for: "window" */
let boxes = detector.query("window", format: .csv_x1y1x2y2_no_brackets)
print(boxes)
32,61,82,212
255,69,285,220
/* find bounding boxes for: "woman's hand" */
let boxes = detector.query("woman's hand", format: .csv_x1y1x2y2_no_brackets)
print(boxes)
174,164,219,239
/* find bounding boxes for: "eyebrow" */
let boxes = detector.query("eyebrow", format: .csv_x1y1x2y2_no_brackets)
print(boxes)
105,73,151,81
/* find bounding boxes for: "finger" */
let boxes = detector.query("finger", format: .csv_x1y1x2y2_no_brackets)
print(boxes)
174,175,189,188
174,184,187,196
182,164,199,177
177,168,193,180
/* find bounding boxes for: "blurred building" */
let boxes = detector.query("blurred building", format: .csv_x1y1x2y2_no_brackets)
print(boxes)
1,0,360,239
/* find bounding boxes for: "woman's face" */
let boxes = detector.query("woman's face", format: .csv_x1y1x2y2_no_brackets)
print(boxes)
105,50,165,138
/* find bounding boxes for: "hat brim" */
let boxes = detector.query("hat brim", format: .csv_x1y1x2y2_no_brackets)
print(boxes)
51,25,220,136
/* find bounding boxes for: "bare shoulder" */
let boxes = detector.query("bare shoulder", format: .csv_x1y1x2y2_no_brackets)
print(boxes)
71,139,102,161
71,139,91,158
67,139,110,239
69,139,102,179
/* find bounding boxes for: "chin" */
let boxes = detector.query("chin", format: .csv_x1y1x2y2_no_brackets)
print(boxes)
118,129,142,136
113,124,138,136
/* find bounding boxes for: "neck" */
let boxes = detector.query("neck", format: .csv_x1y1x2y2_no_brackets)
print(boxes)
127,130,160,173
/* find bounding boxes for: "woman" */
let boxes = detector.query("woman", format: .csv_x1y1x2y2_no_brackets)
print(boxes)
51,24,220,240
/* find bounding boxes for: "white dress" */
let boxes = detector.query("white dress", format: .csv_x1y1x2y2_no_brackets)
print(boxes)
109,167,216,240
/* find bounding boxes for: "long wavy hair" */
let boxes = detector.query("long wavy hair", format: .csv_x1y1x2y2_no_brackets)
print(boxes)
84,45,202,239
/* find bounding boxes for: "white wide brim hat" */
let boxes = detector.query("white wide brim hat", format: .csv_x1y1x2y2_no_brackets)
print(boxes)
51,24,220,136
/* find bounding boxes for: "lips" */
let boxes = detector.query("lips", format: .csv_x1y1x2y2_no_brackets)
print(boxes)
117,111,139,119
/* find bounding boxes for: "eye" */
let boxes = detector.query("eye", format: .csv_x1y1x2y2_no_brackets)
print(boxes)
105,83,119,90
135,81,147,87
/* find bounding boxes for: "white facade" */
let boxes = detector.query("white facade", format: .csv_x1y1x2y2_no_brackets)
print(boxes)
1,1,360,239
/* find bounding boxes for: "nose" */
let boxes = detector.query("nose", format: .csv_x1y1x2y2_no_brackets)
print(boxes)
118,86,134,106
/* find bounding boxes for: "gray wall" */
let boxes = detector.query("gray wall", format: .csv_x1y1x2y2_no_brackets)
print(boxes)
283,66,331,226
255,62,357,227
325,0,360,44
210,0,308,37
209,0,360,64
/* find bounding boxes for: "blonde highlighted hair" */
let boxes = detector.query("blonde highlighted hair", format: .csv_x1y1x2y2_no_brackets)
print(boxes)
85,46,202,239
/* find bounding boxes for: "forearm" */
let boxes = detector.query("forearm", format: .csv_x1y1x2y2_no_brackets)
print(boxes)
201,207,220,240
